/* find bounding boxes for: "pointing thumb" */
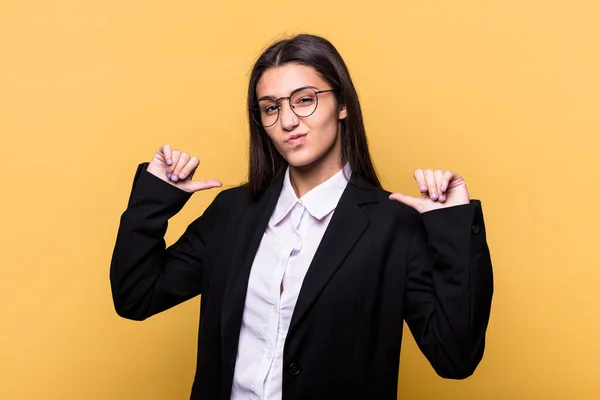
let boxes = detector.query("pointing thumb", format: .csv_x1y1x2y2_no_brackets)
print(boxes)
189,179,223,193
389,192,420,210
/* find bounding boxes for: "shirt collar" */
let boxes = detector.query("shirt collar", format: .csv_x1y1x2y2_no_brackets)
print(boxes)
271,163,351,226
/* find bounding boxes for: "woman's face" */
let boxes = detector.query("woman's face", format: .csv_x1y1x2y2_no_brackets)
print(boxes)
255,63,347,170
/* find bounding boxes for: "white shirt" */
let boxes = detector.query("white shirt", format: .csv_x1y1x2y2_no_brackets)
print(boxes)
230,164,351,400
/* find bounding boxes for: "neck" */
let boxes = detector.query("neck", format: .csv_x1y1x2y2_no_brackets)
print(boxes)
289,160,343,198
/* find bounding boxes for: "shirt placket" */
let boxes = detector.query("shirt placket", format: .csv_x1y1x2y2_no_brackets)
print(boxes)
262,202,305,399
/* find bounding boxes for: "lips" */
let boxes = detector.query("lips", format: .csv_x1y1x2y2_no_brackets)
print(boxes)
285,133,307,142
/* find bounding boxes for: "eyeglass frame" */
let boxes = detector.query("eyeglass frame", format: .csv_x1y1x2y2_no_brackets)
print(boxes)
250,86,338,128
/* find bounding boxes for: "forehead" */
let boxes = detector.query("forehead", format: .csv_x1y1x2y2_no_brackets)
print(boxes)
256,63,328,98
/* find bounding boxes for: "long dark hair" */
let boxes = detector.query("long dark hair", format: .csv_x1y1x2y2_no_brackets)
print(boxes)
247,33,381,199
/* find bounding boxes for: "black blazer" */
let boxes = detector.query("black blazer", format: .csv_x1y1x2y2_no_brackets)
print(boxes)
110,163,493,400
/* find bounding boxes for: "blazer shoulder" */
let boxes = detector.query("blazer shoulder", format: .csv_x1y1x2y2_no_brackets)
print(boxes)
212,184,251,210
371,186,422,221
371,186,486,229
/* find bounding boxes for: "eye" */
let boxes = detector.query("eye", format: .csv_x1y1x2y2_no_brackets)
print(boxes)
262,104,279,114
294,95,316,107
298,96,314,104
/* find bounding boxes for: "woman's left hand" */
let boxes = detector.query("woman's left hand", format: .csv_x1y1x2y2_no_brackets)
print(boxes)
389,169,470,214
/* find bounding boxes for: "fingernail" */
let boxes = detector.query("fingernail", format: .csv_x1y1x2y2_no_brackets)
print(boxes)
439,194,445,201
167,159,172,165
440,185,445,191
167,173,172,179
171,176,179,182
420,185,427,191
431,192,438,200
179,173,186,179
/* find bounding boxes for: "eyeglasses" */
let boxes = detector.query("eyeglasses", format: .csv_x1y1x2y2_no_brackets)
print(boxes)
251,86,337,128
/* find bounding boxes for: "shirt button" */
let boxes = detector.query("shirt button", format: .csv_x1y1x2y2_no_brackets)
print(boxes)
267,353,272,358
472,225,481,234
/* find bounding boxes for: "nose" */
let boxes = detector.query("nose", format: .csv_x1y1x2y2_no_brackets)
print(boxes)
279,101,299,131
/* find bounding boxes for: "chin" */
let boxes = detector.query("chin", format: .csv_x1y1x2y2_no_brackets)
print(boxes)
281,150,320,169
285,156,318,169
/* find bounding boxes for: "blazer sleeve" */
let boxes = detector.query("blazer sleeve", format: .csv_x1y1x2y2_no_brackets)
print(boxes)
403,199,493,379
109,163,222,321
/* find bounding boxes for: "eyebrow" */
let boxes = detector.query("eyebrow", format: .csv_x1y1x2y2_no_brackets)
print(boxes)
257,85,319,102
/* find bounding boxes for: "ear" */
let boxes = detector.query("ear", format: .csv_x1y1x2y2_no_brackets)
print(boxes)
338,104,348,120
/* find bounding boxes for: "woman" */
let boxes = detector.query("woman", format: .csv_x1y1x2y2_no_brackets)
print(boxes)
110,33,493,400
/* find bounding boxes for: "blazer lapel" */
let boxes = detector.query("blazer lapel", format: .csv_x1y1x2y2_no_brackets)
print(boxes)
220,176,283,360
288,184,378,334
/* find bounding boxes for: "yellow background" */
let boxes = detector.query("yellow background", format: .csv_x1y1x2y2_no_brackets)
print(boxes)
1,0,599,399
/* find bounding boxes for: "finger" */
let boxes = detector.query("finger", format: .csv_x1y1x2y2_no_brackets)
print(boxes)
424,169,438,200
162,144,173,166
168,150,181,180
439,170,453,202
434,169,445,201
171,152,190,182
441,170,453,192
187,179,223,193
389,192,421,211
178,156,199,180
187,157,200,179
413,169,428,196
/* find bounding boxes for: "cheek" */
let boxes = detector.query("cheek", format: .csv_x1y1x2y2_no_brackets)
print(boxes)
264,129,289,155
264,129,276,141
311,112,340,141
263,129,280,146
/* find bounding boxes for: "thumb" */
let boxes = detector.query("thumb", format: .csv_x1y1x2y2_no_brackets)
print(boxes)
188,179,223,192
389,192,421,210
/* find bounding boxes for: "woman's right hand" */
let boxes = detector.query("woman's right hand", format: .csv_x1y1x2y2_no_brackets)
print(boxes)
146,144,222,193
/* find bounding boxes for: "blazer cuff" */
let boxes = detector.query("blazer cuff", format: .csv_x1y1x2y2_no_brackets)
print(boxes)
420,200,487,256
126,162,193,210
